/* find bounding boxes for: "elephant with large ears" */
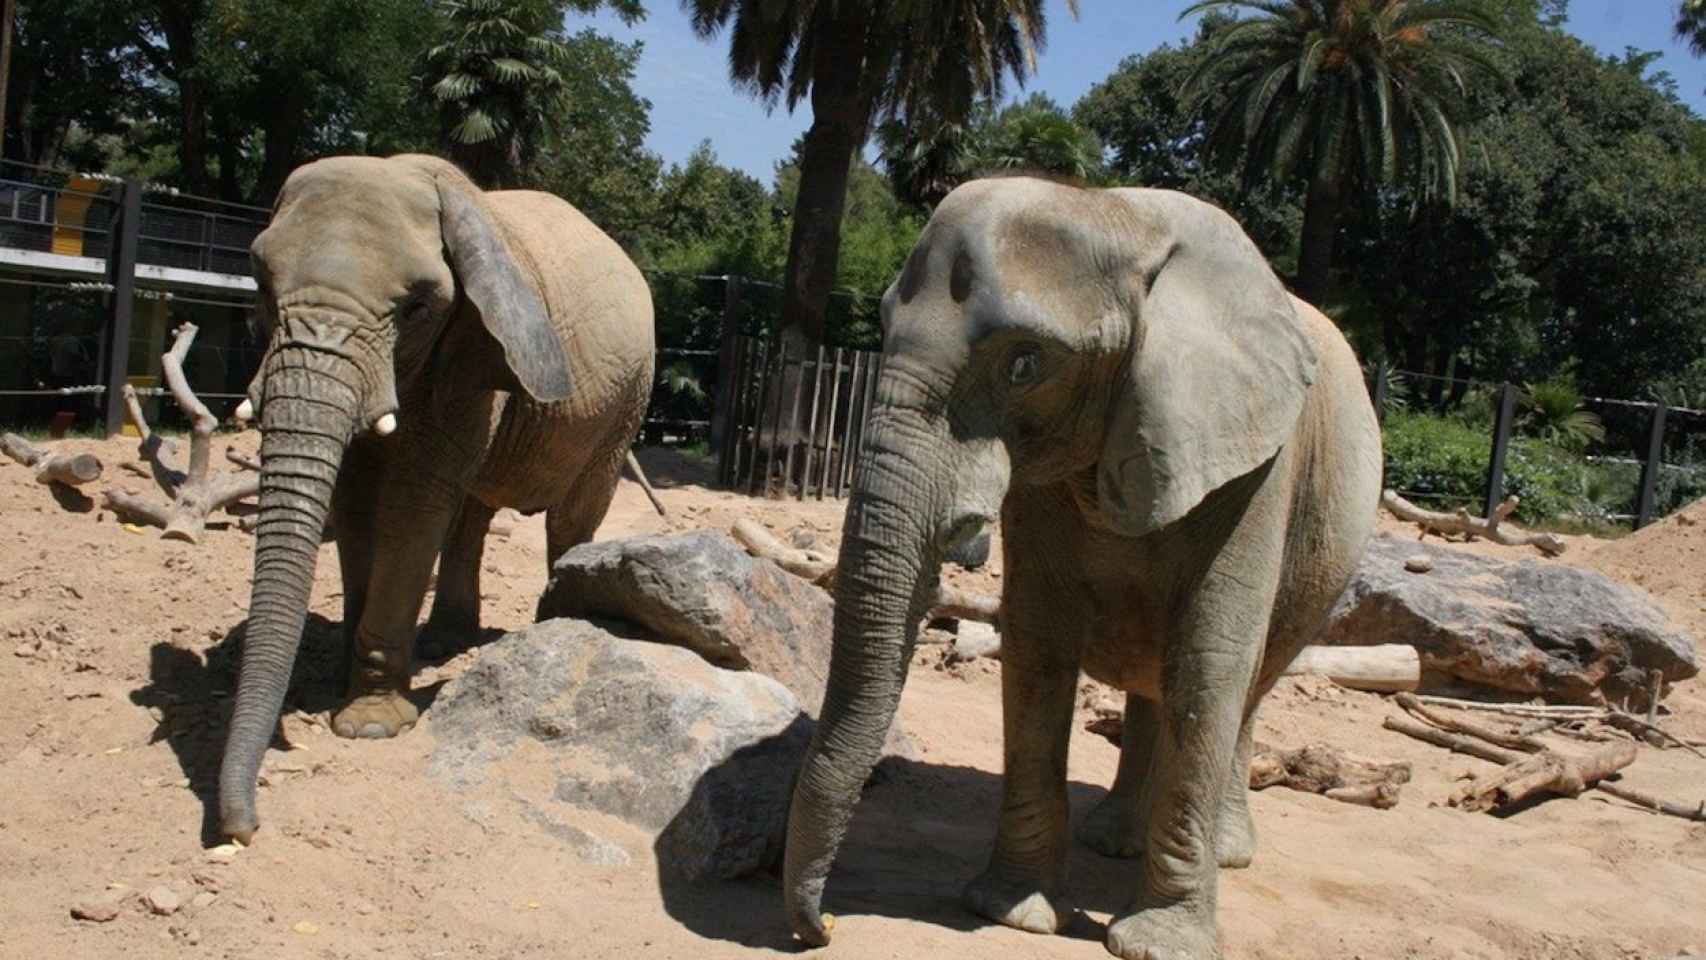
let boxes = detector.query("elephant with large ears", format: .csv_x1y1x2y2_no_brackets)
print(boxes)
783,175,1381,960
219,154,654,845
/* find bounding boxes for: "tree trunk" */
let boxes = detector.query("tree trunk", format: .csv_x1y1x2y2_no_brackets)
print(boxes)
1296,173,1342,308
258,87,307,202
780,4,873,346
0,0,15,161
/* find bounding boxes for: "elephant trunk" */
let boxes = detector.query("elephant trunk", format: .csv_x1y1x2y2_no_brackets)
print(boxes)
784,407,943,945
218,353,359,843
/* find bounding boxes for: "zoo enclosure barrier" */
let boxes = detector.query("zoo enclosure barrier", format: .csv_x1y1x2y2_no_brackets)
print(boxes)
0,161,269,433
1368,365,1706,530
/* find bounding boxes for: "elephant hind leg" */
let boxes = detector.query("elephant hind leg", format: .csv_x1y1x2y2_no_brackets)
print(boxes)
1079,694,1160,859
420,494,497,660
541,445,628,576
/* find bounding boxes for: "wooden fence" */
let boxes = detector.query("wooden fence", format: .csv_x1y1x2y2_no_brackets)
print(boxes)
715,335,883,500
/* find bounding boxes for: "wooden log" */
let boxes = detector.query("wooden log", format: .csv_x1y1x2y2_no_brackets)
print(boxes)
1248,742,1411,809
1,432,103,486
624,450,667,517
1381,488,1566,556
730,518,1004,627
1394,692,1549,753
1382,715,1520,765
1450,742,1637,813
1281,644,1421,692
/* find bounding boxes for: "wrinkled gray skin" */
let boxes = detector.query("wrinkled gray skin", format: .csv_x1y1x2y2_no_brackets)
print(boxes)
220,154,654,844
782,176,1381,960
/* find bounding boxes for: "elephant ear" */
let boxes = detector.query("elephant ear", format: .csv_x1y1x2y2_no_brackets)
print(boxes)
1096,196,1317,536
436,178,573,403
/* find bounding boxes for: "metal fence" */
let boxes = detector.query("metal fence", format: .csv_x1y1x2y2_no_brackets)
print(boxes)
1370,365,1706,529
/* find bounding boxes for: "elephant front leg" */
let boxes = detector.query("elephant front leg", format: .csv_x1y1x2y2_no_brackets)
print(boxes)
963,583,1085,935
419,495,496,660
1079,694,1160,859
332,479,460,740
1106,624,1266,960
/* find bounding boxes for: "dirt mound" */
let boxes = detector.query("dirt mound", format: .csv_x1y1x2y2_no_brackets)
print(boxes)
1579,498,1706,638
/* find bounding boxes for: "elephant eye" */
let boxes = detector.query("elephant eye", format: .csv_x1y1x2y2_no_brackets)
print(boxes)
1007,349,1041,386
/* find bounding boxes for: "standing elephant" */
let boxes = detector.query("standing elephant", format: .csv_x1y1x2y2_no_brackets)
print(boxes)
783,176,1381,959
218,154,655,844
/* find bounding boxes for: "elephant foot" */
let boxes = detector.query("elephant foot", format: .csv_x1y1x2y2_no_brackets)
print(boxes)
332,691,418,739
1106,900,1220,960
1216,798,1256,870
1078,791,1146,859
963,870,1066,935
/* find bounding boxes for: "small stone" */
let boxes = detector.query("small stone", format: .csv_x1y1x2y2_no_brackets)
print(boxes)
144,885,181,916
292,920,319,935
1403,554,1433,574
354,901,375,916
72,892,127,922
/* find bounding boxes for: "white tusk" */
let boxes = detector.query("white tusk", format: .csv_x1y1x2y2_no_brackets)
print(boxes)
234,399,253,423
374,413,397,436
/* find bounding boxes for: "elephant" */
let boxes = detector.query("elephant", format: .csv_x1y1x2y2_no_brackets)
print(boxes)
218,154,655,845
781,175,1382,960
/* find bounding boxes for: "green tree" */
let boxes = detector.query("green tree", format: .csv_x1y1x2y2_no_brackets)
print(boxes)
877,94,1105,211
529,29,660,249
3,0,136,167
1180,0,1503,306
1072,17,1303,262
682,0,1071,346
1679,1,1706,57
422,0,643,188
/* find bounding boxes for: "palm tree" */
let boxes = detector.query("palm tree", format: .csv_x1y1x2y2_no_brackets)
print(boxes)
683,0,1073,345
423,0,639,188
1680,1,1706,57
1180,0,1502,306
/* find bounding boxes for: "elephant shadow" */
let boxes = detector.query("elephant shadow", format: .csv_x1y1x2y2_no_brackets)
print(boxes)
654,752,1130,949
127,613,498,846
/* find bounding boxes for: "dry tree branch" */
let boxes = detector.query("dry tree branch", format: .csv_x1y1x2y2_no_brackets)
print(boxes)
1,432,102,486
1381,489,1566,556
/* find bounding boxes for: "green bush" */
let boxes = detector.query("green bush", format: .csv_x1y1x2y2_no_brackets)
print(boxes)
1381,411,1587,524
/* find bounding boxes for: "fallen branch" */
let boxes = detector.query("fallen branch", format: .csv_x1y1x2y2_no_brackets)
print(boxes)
103,323,259,543
1,432,102,487
1381,489,1566,557
731,517,1003,627
1394,692,1548,753
1386,712,1705,821
1281,644,1420,693
624,451,666,517
1249,742,1410,809
1383,715,1519,765
1408,695,1603,720
1450,742,1637,813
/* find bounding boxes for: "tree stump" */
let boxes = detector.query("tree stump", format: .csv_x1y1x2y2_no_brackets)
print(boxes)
1,433,103,487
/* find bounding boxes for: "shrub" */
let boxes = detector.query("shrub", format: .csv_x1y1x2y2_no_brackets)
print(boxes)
1381,410,1587,524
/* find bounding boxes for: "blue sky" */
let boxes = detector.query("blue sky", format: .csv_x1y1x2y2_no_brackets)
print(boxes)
579,2,1706,185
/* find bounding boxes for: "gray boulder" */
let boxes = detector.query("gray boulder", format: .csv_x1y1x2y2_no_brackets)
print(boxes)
430,618,812,881
1316,534,1697,705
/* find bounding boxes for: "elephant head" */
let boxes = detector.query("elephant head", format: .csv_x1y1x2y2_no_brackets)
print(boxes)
782,175,1317,943
218,154,571,843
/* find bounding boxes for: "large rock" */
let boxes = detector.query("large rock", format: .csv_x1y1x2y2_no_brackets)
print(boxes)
430,619,811,881
1317,534,1698,704
539,530,829,689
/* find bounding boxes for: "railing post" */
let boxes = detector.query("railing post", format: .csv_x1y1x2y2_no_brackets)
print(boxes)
1634,403,1668,530
1483,381,1518,519
1371,363,1389,424
99,178,142,437
709,275,743,453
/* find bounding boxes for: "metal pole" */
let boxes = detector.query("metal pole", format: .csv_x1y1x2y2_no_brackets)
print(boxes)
100,178,142,437
1634,403,1668,530
1483,382,1518,520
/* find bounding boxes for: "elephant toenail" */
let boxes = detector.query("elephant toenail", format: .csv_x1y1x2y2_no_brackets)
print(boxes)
358,723,389,738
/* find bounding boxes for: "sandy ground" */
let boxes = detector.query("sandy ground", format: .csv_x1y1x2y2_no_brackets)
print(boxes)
0,433,1702,960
